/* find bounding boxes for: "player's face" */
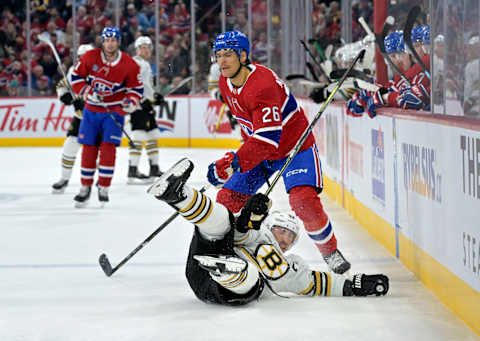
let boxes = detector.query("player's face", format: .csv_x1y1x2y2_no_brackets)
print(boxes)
138,44,152,60
102,37,119,56
271,226,296,252
413,42,426,57
390,51,411,72
215,49,241,78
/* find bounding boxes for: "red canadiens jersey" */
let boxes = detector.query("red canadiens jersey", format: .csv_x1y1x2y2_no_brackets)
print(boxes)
387,54,431,106
219,63,314,172
71,48,143,114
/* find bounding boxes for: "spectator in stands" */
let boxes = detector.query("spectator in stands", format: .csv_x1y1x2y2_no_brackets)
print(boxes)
32,75,52,96
171,76,190,94
1,79,24,97
251,31,268,63
39,51,58,80
32,64,49,89
157,75,172,96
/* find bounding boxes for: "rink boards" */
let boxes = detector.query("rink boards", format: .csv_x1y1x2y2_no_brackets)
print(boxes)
299,100,480,335
0,95,479,334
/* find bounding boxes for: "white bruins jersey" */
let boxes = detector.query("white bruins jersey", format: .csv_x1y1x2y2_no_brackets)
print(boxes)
233,228,344,297
134,55,154,101
208,63,221,98
56,66,82,119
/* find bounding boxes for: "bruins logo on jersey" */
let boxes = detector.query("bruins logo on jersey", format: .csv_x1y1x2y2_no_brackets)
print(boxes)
254,244,289,280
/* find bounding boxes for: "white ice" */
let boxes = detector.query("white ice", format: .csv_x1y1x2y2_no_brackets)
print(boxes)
0,147,478,341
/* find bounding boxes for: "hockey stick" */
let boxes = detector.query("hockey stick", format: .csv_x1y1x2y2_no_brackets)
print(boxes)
330,68,373,83
264,49,366,196
165,76,193,95
212,103,227,140
38,34,74,95
300,40,349,100
359,16,412,86
99,185,210,277
404,5,431,79
306,61,320,82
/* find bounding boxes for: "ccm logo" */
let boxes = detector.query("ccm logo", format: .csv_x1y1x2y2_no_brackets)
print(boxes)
286,169,308,177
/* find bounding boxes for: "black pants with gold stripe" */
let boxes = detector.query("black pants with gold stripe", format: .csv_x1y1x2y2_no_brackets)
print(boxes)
185,212,263,306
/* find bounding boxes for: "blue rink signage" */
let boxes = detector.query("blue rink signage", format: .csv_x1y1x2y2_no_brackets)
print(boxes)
371,127,385,205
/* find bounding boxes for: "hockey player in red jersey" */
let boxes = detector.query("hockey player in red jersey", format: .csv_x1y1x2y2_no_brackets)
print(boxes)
347,29,431,118
71,26,143,207
206,31,351,274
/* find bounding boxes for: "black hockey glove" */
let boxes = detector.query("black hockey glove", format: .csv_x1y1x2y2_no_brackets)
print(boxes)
309,86,330,104
141,99,154,113
154,92,165,105
60,92,74,105
72,97,85,112
343,274,389,296
236,193,272,233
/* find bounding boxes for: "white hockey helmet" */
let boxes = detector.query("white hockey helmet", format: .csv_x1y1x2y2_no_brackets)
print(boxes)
135,36,152,50
263,211,302,251
77,44,94,57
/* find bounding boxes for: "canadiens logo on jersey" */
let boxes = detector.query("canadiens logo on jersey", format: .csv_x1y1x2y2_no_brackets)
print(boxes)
90,78,115,97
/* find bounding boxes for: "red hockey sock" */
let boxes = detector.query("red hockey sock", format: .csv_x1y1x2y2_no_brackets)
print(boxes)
98,142,116,187
289,186,337,255
80,144,99,186
216,188,251,214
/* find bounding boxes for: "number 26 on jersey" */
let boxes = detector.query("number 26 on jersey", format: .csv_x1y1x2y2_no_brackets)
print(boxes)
262,106,281,123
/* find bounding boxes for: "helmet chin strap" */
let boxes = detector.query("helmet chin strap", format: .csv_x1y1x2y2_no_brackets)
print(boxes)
229,62,244,79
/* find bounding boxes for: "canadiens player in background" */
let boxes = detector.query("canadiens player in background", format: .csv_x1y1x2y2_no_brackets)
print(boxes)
127,36,165,184
71,27,143,207
51,44,94,194
206,31,351,275
148,158,389,305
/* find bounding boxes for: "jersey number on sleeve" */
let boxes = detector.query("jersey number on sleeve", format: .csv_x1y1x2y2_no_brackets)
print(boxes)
262,106,280,123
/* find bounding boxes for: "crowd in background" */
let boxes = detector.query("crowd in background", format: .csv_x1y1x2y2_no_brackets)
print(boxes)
0,0,360,98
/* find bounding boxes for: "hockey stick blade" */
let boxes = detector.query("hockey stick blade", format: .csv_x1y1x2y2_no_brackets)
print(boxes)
286,74,308,81
404,5,431,79
99,253,113,277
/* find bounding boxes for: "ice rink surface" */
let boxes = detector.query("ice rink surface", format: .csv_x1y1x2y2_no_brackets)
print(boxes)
1,147,478,341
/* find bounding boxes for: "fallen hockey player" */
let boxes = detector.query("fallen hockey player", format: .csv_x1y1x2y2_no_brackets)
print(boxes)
147,158,389,306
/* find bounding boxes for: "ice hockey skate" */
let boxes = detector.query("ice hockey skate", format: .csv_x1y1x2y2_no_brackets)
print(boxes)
51,179,69,194
149,164,163,179
97,185,109,208
323,249,351,274
127,165,152,185
147,158,194,204
74,185,91,208
194,255,248,276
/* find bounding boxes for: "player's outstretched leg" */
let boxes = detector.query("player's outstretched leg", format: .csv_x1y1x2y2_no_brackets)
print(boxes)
148,158,231,240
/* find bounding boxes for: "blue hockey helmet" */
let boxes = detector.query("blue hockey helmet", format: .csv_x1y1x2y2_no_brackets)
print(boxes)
421,25,430,45
412,25,430,45
384,31,405,54
213,31,250,58
102,26,121,42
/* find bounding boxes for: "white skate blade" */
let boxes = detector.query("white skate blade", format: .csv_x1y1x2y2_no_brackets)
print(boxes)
74,200,89,208
127,178,154,185
52,187,66,194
